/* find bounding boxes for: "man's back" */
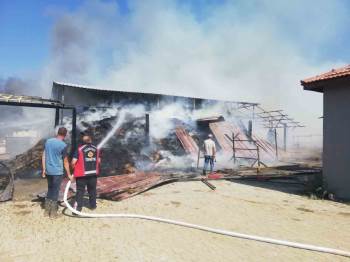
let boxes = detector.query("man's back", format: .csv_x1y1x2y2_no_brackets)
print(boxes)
45,138,67,175
204,138,216,156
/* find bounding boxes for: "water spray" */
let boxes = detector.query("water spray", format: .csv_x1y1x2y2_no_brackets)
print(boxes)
97,110,125,149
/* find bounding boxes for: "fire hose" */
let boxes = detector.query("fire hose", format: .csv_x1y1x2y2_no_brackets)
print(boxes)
63,181,350,258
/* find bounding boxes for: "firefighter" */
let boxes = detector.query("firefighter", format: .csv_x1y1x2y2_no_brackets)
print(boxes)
71,135,101,212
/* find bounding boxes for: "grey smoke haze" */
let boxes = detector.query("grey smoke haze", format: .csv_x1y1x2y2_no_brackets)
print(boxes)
4,0,350,139
0,77,53,144
51,15,91,78
0,77,41,98
0,77,27,121
43,0,350,137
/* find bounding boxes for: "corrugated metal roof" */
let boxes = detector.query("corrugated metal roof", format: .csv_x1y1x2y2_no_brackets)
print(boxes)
209,121,276,162
53,81,259,105
209,121,256,159
196,116,225,122
48,172,167,201
53,81,151,95
0,92,69,108
175,127,199,156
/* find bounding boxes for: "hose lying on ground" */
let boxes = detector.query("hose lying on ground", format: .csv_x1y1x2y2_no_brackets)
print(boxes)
63,180,350,258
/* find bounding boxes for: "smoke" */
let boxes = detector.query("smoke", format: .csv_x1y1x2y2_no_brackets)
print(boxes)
150,103,192,139
0,78,54,159
0,77,32,95
97,110,126,149
0,78,26,122
0,78,53,138
3,0,350,145
39,0,349,137
70,99,283,172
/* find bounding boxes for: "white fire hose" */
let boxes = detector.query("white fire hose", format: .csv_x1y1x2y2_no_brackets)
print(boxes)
63,181,350,258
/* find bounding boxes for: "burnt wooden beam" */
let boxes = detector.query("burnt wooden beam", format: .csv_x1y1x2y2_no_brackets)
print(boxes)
201,179,216,190
145,113,150,146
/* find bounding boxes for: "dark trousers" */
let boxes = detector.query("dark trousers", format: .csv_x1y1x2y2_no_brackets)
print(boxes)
75,176,97,211
46,175,63,201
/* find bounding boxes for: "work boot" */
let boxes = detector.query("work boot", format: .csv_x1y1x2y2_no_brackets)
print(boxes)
49,201,59,219
44,199,51,217
89,205,97,211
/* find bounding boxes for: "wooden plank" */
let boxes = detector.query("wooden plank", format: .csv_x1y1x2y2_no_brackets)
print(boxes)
201,179,216,190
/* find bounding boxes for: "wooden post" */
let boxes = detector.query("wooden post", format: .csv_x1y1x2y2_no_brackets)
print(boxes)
60,86,65,124
54,108,60,127
257,144,261,173
248,120,252,140
232,132,236,164
274,128,278,159
145,113,150,146
71,107,77,157
197,148,201,169
283,123,287,151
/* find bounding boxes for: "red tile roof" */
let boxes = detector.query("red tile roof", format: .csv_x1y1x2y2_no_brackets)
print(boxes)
301,65,350,92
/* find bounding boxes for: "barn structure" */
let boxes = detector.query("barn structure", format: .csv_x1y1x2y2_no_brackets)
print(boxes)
52,81,258,114
301,64,350,200
52,81,303,151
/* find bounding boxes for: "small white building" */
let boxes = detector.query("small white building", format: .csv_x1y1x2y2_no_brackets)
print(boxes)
301,65,350,200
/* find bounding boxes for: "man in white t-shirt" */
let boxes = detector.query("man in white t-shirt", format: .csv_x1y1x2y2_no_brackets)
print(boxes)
203,134,216,176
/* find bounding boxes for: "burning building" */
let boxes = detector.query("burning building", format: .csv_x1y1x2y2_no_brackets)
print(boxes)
0,82,308,202
50,81,305,171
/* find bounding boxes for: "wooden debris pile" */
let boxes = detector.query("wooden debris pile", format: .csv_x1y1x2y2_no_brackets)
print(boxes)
5,140,44,178
6,112,194,178
0,162,13,201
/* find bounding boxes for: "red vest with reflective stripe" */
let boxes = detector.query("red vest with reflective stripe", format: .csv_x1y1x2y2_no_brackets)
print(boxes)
74,144,100,178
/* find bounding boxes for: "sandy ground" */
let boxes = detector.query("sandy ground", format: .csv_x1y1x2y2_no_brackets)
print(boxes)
1,179,350,262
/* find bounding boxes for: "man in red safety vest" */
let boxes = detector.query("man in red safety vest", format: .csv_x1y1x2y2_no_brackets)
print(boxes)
71,135,101,212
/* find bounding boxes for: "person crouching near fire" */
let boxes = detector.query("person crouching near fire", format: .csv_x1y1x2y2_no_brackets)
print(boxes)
71,135,101,213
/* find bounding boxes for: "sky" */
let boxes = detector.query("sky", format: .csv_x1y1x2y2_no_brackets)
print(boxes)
1,0,349,77
1,0,350,135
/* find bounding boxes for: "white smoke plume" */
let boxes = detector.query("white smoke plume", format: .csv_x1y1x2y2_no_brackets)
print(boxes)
69,100,284,172
3,0,350,148
41,0,350,138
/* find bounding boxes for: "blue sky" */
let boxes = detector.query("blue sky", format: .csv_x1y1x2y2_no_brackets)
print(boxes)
0,0,127,76
0,0,74,75
0,0,349,79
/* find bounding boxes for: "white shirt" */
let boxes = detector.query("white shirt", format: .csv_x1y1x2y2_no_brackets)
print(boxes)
204,138,216,156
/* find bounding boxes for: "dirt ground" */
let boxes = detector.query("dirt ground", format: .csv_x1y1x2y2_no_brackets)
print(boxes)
1,180,349,262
